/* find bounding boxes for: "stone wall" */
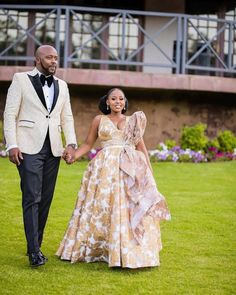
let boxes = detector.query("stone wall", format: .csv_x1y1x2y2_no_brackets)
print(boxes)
1,82,236,149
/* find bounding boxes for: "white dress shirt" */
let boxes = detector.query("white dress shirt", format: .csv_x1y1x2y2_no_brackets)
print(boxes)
37,69,54,113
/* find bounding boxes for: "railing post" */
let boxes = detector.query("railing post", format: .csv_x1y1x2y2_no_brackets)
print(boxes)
228,22,233,70
175,15,182,74
26,11,36,66
121,12,126,61
181,15,187,74
216,7,226,76
55,7,61,61
63,7,70,69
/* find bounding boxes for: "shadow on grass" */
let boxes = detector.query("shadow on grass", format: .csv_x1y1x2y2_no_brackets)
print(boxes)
53,256,156,275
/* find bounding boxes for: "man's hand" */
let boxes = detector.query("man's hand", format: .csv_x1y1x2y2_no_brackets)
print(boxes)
62,146,75,164
9,147,23,165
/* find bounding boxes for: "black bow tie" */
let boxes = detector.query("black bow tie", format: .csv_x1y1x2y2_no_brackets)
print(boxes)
40,74,54,87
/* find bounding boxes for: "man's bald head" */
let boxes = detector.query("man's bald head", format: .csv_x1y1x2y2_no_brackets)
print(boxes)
35,45,57,58
35,45,58,76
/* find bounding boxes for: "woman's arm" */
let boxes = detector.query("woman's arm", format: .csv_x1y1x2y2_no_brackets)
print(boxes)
66,115,101,163
136,138,153,173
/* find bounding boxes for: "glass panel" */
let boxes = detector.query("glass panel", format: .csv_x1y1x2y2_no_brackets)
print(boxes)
0,9,59,66
187,8,236,77
108,15,140,70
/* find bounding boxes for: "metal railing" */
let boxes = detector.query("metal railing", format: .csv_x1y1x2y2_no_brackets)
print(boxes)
0,5,235,76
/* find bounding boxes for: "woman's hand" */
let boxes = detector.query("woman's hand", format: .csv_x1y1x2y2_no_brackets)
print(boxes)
62,146,75,164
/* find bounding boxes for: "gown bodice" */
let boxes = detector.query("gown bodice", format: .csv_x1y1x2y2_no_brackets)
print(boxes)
98,111,146,149
98,115,130,148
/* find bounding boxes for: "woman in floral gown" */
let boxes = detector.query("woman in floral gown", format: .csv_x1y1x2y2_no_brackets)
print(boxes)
56,88,171,268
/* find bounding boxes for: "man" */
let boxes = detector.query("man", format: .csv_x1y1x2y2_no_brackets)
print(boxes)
3,45,77,267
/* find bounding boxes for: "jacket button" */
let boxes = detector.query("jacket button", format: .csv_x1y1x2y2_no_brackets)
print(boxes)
46,115,48,118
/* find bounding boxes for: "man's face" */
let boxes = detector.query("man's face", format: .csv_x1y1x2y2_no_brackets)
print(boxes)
36,46,58,76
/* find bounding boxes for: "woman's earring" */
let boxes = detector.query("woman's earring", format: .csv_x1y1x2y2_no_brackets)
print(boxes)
123,106,126,110
107,104,109,110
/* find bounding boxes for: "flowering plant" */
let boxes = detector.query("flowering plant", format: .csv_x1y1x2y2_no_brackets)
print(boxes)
149,124,236,163
205,146,236,161
149,143,207,163
149,143,236,163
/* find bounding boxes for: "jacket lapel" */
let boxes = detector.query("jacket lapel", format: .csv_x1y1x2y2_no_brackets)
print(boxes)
50,79,59,113
28,73,47,110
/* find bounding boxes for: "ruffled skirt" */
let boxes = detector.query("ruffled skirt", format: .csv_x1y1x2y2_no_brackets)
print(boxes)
56,146,170,268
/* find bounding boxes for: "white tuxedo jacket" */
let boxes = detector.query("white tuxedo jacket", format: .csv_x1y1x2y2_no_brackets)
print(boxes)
4,68,77,156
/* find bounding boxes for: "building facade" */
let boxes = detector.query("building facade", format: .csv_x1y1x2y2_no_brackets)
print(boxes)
0,0,235,148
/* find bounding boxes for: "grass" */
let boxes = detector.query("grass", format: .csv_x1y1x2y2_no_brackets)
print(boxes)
0,158,235,295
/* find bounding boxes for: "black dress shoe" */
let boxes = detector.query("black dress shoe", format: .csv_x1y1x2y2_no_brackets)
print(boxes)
28,252,45,267
26,250,48,262
39,250,48,262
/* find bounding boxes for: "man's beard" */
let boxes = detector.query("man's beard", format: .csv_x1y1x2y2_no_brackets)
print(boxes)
40,60,57,76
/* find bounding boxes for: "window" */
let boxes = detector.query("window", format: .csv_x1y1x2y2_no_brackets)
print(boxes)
0,9,59,66
68,11,142,71
187,8,236,76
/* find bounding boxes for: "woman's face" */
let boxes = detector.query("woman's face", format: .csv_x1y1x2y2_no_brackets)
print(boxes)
107,89,126,113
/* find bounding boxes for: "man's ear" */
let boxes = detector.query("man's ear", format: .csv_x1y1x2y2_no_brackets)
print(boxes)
35,57,40,64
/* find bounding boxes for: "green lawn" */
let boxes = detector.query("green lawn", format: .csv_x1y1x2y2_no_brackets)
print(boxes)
0,158,235,295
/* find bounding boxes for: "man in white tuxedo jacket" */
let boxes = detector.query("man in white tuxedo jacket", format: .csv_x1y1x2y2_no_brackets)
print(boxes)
4,45,77,267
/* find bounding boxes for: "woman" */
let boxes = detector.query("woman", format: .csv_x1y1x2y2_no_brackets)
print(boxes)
56,88,171,268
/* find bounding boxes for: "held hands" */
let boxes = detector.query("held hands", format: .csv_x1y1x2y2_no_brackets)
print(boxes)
62,146,76,164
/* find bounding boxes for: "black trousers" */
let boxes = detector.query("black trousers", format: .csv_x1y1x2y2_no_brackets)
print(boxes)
17,137,60,254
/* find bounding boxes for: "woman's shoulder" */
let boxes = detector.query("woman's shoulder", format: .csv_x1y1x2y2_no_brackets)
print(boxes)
94,114,103,121
91,114,103,127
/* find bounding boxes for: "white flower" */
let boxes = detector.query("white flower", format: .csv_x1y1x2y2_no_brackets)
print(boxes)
160,142,168,150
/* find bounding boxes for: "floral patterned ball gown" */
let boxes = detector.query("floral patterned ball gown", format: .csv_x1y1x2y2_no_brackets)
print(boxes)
56,111,171,268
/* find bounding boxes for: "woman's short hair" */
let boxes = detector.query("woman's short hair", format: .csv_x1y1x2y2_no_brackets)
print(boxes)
98,88,128,115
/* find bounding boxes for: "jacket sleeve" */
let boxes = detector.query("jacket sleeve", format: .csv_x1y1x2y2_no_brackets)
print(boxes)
60,83,77,146
3,74,22,148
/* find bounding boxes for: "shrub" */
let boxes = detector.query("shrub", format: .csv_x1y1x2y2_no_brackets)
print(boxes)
206,138,220,150
217,130,236,152
180,123,208,151
164,139,176,149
